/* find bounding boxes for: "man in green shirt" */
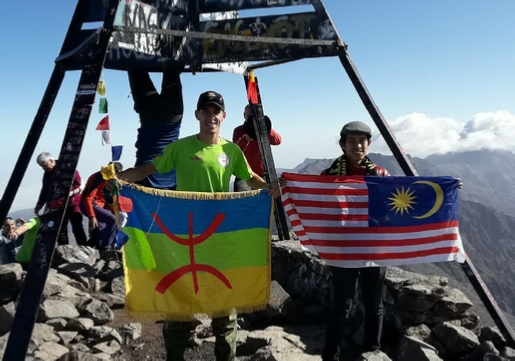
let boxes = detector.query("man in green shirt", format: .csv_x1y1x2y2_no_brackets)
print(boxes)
116,90,280,361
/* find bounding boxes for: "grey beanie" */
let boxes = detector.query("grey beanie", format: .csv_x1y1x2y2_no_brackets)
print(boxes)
340,121,372,138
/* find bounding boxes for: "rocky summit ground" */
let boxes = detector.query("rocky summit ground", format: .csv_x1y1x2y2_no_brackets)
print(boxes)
1,242,515,360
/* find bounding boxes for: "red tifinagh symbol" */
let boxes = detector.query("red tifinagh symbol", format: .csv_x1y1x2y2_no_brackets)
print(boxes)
151,212,232,295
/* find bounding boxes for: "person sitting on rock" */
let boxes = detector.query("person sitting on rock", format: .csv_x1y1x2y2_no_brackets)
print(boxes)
232,105,282,192
34,151,87,246
80,162,123,251
321,121,390,360
0,217,24,265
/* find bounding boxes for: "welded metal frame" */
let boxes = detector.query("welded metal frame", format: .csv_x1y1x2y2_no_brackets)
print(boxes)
1,1,514,360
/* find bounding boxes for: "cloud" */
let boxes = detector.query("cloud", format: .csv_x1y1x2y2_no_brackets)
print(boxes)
372,110,515,158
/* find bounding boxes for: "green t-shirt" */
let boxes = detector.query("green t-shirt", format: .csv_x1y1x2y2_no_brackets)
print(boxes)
151,135,253,192
15,217,40,264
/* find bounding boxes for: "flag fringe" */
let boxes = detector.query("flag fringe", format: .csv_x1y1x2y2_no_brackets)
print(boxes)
122,301,269,322
120,181,267,200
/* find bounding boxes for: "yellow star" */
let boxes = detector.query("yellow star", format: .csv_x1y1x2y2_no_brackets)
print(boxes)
387,186,418,216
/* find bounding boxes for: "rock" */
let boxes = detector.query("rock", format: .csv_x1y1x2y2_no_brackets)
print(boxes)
57,351,107,360
52,284,92,307
32,323,60,346
87,326,123,344
66,318,95,333
120,323,142,341
461,341,499,361
402,284,446,300
433,322,480,355
356,350,393,360
91,293,124,309
460,312,481,330
91,340,121,355
108,276,125,297
57,263,95,290
0,302,16,336
0,263,23,304
96,260,124,282
246,330,272,354
397,336,443,361
478,327,507,349
402,324,432,344
397,292,436,312
433,289,474,318
77,299,114,325
259,281,299,322
69,344,91,352
33,341,69,360
57,331,78,346
44,271,74,298
250,346,321,361
483,353,512,361
46,318,68,331
53,246,99,267
501,347,515,358
38,299,80,321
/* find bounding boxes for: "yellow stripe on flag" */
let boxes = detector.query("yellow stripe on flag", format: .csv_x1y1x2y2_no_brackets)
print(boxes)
124,266,270,320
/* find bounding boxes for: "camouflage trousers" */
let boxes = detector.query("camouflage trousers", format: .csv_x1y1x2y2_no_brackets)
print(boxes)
162,308,238,361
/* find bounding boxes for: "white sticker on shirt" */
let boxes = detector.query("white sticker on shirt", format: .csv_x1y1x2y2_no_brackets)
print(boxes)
218,153,230,167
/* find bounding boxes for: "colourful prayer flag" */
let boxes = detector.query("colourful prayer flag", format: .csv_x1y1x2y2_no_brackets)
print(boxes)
118,184,273,320
111,145,123,161
97,80,106,96
247,72,258,104
96,115,110,130
98,98,108,114
281,173,464,268
96,116,111,145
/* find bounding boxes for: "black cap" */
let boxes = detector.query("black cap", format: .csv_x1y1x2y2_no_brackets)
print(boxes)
197,91,225,111
340,121,372,138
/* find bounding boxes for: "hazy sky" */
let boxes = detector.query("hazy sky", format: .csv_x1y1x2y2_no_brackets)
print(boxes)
1,0,514,211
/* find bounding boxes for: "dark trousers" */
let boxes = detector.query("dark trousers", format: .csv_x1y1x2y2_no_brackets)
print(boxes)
58,206,87,246
128,71,183,189
81,204,117,251
128,71,183,124
163,309,238,361
322,266,386,360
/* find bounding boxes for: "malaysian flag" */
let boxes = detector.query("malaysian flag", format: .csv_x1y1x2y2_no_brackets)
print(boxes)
281,172,465,268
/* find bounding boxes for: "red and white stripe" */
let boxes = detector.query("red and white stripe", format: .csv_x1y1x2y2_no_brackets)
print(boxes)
281,173,464,268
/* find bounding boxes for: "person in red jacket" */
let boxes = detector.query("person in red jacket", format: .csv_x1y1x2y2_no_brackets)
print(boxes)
35,152,87,246
232,105,282,191
80,162,123,250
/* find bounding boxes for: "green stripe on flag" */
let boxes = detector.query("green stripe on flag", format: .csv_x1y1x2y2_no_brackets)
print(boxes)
123,227,269,273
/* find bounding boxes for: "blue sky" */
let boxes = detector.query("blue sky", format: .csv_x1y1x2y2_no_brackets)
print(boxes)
1,0,514,211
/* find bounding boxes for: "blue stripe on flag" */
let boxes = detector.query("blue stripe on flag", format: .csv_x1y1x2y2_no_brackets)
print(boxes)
120,186,272,234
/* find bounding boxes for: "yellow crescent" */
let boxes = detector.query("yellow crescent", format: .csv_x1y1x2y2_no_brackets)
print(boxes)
412,181,444,219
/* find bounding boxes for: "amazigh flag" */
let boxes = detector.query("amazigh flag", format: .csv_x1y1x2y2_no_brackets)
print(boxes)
96,116,111,146
119,184,273,320
281,173,464,268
